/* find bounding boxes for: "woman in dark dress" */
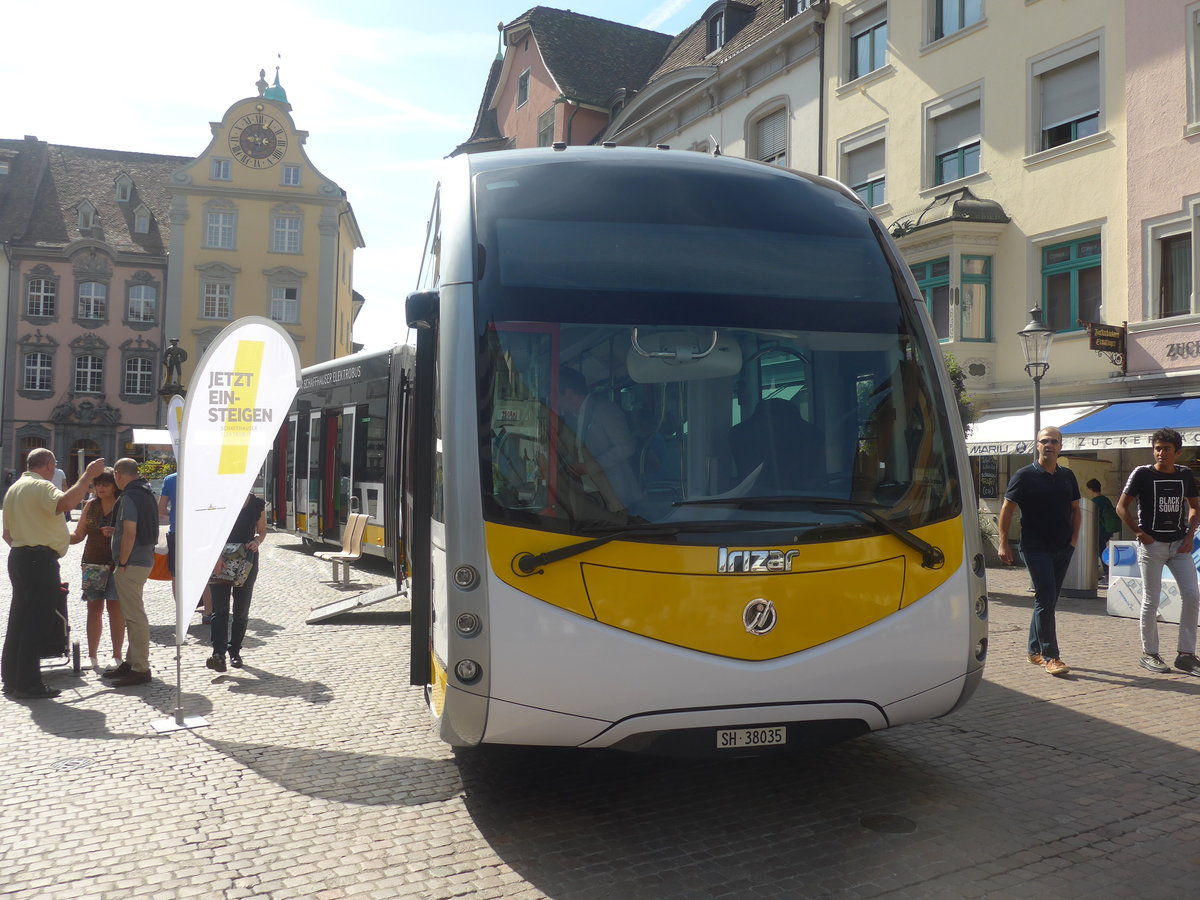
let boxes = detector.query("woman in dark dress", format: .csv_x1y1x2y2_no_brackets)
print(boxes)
206,493,267,672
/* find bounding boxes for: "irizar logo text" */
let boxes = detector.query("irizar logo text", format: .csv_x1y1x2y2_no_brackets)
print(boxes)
717,547,799,574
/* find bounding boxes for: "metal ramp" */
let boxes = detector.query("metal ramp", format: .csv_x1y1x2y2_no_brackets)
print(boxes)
306,584,407,623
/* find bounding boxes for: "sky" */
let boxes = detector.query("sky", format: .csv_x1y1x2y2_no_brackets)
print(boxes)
0,0,705,354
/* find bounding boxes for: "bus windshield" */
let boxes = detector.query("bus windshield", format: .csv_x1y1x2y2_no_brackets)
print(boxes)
473,157,960,540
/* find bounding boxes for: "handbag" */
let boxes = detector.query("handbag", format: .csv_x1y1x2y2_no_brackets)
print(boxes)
81,562,112,599
210,542,253,587
149,551,172,581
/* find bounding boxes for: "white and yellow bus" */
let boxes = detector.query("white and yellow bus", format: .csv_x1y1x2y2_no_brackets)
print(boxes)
403,146,987,755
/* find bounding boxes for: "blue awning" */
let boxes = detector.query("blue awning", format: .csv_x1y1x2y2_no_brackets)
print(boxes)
1059,397,1200,451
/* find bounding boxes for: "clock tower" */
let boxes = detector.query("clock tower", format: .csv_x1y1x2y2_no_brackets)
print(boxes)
162,69,363,385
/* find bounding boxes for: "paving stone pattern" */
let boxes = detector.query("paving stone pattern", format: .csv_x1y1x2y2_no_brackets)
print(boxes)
1,535,1197,899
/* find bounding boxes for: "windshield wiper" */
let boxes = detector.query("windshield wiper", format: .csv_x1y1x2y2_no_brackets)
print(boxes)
515,520,798,575
674,495,944,570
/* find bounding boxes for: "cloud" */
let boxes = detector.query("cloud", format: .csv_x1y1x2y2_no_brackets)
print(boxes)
638,0,697,30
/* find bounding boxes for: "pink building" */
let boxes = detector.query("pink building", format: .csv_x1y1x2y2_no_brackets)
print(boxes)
453,7,672,154
1125,1,1200,379
1,138,186,480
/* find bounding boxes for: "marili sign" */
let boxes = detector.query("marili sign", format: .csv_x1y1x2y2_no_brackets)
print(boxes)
174,317,300,644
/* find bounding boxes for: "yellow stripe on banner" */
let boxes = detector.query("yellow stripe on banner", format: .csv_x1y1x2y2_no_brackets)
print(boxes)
218,340,265,475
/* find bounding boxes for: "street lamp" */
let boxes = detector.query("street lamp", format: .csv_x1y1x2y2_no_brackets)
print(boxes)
1018,307,1055,444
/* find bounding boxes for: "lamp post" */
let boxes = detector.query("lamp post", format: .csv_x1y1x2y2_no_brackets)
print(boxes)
1018,307,1055,446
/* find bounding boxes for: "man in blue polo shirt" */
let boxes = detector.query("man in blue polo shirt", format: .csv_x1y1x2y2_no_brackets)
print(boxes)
997,425,1080,677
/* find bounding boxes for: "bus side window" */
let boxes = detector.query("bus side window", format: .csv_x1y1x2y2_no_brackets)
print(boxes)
417,191,441,292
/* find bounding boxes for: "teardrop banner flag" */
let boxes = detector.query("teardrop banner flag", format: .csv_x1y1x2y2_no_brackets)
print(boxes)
175,317,300,645
166,393,185,462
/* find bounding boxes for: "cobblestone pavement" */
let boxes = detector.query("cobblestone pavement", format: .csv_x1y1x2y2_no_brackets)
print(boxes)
1,533,1198,900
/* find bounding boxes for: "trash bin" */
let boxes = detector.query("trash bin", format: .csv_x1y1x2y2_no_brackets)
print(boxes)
1062,496,1097,598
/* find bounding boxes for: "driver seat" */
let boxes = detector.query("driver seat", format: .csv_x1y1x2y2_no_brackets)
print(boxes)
730,398,824,491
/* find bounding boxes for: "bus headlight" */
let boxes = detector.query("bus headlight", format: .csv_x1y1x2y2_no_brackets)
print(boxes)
454,659,482,683
974,638,988,662
455,612,481,636
974,594,988,619
453,565,479,589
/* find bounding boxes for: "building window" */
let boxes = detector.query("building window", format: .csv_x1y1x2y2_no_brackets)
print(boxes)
202,282,232,319
1034,44,1100,151
911,258,951,341
1188,5,1200,128
709,12,726,52
960,256,991,341
74,355,104,394
115,174,132,202
26,279,56,317
212,159,231,180
270,286,299,324
205,212,236,249
845,138,886,207
754,108,787,166
78,202,97,231
128,284,157,323
1042,235,1101,332
282,165,301,186
271,216,301,254
517,69,530,108
537,108,555,147
77,282,106,320
124,357,154,396
933,0,982,41
23,352,52,392
1159,233,1193,319
931,98,980,185
849,9,887,81
134,206,151,234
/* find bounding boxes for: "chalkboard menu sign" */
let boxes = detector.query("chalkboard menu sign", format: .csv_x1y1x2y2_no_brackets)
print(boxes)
978,455,999,499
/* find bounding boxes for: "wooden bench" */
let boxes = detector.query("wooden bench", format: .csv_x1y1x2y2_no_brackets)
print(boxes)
315,513,368,585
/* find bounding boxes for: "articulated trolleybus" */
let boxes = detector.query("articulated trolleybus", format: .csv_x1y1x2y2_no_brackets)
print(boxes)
404,146,986,756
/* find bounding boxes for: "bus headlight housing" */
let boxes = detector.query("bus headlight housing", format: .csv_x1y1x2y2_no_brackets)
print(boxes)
455,612,481,636
453,565,479,589
974,594,988,619
454,659,482,683
974,638,988,662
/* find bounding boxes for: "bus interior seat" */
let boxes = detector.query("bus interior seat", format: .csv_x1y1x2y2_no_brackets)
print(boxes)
729,398,825,491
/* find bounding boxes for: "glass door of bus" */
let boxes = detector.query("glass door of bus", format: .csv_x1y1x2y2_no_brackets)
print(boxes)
306,410,321,538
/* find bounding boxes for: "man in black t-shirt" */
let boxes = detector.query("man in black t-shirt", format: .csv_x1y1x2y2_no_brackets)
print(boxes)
998,426,1080,676
1116,428,1200,677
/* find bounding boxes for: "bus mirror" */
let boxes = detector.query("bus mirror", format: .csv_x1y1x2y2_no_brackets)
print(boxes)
627,329,742,383
406,290,440,330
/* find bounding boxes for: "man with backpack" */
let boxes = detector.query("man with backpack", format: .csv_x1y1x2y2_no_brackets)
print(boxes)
103,458,159,687
1087,478,1121,580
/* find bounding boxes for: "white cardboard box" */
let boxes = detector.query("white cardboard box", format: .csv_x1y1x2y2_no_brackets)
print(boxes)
1108,576,1183,624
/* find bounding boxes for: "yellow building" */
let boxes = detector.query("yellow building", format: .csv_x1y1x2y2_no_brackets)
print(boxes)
164,70,363,383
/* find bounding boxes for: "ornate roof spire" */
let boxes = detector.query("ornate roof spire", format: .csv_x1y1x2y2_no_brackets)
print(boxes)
264,62,288,103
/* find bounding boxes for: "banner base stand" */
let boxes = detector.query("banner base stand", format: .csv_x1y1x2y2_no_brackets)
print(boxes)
151,714,210,734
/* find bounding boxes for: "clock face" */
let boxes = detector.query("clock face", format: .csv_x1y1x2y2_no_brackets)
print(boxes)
229,114,288,167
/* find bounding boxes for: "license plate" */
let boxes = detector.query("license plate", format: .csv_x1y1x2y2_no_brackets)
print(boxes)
716,726,786,749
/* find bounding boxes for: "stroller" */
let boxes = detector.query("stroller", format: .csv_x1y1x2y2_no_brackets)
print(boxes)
39,582,82,675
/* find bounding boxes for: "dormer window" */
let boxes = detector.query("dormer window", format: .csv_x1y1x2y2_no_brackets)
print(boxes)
134,205,151,234
78,201,97,231
709,13,725,52
115,173,133,202
704,2,753,55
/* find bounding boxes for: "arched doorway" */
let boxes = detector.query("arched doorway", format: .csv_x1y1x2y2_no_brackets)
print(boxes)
68,440,102,483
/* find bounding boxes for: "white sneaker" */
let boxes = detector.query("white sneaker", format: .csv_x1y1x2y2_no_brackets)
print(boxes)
89,656,101,671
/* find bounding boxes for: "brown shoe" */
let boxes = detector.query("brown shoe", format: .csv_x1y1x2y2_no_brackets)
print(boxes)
1044,658,1070,676
1028,653,1045,666
110,669,151,687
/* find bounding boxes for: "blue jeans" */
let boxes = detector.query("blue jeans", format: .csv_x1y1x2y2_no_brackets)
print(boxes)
1136,539,1199,656
1024,545,1074,660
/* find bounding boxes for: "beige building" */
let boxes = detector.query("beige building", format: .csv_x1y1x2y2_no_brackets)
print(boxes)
164,71,363,383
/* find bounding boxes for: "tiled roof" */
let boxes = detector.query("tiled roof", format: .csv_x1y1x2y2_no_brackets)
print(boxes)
453,57,508,156
14,141,190,256
510,6,673,107
645,0,792,84
0,138,49,243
